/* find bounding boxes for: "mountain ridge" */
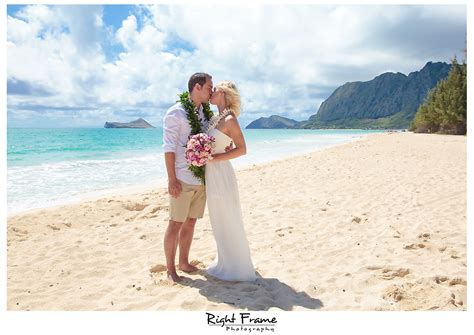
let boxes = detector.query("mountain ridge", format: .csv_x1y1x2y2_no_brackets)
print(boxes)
246,61,451,129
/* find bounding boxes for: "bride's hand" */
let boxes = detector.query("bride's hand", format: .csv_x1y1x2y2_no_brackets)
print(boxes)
225,141,233,152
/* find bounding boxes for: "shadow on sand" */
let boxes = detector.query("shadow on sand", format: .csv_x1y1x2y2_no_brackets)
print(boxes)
180,270,323,311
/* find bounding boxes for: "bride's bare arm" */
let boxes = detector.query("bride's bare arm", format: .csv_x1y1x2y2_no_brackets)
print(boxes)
211,117,246,162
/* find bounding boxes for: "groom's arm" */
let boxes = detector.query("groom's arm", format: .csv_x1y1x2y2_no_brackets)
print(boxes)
164,153,182,198
163,110,182,198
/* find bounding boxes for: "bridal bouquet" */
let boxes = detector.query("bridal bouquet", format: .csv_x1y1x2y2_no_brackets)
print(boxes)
185,133,215,184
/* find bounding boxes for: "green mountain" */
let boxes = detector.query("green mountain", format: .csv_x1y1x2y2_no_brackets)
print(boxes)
246,62,451,129
246,115,302,129
303,61,451,129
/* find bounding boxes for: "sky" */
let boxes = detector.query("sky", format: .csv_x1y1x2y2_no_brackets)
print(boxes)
5,4,467,128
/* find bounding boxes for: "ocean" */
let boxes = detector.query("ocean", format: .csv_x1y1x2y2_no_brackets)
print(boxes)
7,128,385,215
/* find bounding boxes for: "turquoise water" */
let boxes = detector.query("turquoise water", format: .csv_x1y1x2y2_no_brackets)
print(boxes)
7,128,384,214
8,128,161,167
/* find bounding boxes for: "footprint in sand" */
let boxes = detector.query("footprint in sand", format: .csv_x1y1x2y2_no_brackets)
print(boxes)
189,259,206,269
381,268,410,280
404,233,436,251
438,246,447,252
275,227,294,232
123,202,148,211
136,205,167,220
383,276,466,310
450,252,461,259
403,243,426,250
351,215,368,224
417,233,431,242
138,214,159,220
383,285,405,302
153,277,187,287
434,276,467,286
368,267,410,280
150,264,167,273
418,233,430,239
448,278,467,286
275,227,294,237
125,214,139,222
11,227,29,235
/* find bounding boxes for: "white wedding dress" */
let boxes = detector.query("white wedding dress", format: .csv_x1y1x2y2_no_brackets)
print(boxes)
205,128,257,281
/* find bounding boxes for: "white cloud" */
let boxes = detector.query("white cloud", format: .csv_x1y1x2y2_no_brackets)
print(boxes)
116,15,138,50
7,16,39,43
55,5,104,54
7,4,466,128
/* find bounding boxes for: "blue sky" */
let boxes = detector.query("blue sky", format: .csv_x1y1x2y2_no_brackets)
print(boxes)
6,4,467,128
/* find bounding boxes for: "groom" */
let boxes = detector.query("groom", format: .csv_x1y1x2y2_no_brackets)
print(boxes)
162,72,213,282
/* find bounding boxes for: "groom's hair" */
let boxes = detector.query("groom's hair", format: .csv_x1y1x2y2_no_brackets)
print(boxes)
188,73,212,93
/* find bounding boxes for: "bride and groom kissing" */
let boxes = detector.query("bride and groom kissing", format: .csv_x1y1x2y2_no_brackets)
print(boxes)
162,72,257,283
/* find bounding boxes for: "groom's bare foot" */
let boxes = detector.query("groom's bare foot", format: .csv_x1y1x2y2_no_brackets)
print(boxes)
178,263,199,273
167,271,183,283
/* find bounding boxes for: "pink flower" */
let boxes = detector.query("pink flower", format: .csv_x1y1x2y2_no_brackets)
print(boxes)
185,133,215,167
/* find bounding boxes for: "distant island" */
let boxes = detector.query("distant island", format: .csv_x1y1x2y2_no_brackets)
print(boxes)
104,118,155,129
246,61,451,130
246,115,301,129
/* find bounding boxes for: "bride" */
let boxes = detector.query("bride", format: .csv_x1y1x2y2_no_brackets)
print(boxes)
204,80,257,282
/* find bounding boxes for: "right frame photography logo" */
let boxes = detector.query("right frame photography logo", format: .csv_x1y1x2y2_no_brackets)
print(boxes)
206,312,278,333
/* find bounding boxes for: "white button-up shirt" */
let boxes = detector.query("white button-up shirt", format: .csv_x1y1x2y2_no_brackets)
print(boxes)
162,102,209,185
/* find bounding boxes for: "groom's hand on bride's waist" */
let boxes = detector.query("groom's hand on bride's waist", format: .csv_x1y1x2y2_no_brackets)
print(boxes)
168,179,182,198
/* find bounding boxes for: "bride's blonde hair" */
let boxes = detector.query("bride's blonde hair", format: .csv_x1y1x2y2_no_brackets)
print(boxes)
217,80,241,117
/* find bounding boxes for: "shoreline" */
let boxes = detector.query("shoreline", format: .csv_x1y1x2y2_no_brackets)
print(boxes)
7,131,466,311
7,132,376,218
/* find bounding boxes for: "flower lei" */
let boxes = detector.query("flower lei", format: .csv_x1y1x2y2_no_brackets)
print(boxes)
203,108,233,133
177,91,214,184
177,91,213,135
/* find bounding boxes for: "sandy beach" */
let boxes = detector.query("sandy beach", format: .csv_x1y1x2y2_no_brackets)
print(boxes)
7,132,466,311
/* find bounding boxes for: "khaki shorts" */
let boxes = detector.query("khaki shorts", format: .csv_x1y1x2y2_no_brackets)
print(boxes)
169,180,206,222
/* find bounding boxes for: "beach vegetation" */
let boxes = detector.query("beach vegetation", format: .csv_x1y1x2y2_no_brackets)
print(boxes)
410,57,467,135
